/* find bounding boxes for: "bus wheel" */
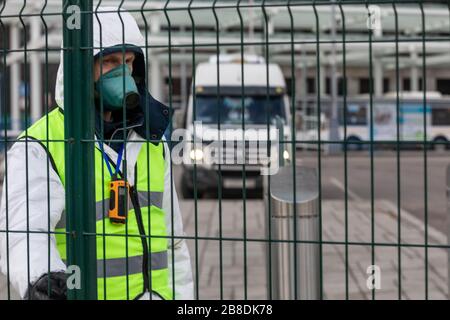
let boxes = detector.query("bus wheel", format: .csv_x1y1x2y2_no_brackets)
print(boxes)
433,137,448,152
345,136,362,151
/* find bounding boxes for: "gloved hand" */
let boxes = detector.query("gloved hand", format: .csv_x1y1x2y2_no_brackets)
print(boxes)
25,272,67,300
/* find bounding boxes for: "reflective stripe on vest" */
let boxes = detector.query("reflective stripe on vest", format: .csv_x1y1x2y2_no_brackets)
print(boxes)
19,108,172,300
55,191,164,229
61,251,168,277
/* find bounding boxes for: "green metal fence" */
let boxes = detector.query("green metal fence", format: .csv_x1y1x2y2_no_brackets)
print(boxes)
0,0,449,300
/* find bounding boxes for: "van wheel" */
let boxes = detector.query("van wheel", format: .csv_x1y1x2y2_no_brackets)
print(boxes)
181,183,194,199
345,136,363,151
433,137,448,152
181,182,204,199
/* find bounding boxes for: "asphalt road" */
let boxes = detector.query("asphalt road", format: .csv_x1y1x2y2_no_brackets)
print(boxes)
295,150,450,235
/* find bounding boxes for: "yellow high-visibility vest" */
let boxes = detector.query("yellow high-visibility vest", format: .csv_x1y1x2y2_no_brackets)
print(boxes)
19,108,172,300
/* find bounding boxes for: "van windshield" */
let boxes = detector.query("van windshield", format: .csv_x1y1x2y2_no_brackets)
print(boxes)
194,94,286,125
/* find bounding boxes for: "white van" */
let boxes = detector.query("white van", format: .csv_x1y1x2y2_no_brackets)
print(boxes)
180,54,292,198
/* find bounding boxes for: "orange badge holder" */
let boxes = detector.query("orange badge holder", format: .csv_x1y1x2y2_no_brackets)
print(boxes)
108,177,130,224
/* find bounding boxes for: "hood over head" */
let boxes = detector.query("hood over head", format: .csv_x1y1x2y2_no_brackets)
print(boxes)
55,6,170,143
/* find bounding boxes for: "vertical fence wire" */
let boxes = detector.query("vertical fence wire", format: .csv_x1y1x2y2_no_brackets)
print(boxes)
287,0,298,300
39,0,52,299
261,0,272,300
312,0,324,300
337,0,349,300
17,0,31,300
365,0,376,301
0,0,10,301
419,2,429,300
162,0,177,300
211,0,224,300
392,2,402,300
93,0,107,300
236,0,248,300
186,0,200,300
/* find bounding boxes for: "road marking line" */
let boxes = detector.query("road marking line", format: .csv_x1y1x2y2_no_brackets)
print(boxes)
330,177,363,201
330,176,447,244
382,200,447,245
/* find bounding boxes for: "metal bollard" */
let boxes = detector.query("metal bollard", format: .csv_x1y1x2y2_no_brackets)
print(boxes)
265,165,319,300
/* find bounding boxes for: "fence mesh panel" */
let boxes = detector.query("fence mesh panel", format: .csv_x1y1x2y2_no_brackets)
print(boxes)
0,0,449,300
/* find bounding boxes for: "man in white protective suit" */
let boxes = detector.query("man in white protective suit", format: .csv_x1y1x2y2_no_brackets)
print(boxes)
0,7,193,300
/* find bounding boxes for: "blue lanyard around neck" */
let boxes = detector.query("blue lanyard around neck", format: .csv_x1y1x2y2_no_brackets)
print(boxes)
100,142,125,178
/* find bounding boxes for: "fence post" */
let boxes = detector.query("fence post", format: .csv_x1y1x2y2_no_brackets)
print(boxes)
266,165,320,299
62,0,97,299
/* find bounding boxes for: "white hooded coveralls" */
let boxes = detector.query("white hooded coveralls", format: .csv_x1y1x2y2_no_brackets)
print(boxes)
0,7,194,300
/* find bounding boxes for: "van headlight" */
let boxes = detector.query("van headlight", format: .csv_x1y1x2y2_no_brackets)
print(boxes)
190,148,204,161
283,150,290,160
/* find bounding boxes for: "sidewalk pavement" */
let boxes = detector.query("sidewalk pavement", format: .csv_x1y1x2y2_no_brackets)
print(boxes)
179,198,448,300
1,198,447,300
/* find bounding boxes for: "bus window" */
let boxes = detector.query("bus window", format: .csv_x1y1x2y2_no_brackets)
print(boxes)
431,107,450,126
339,104,367,126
